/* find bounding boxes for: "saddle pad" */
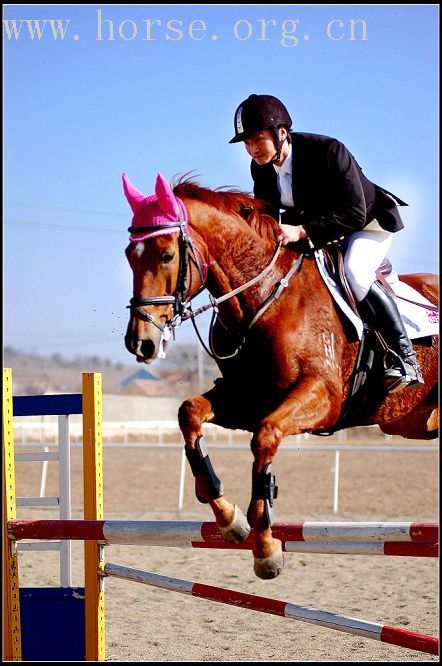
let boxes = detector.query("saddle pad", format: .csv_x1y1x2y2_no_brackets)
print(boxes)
314,251,439,341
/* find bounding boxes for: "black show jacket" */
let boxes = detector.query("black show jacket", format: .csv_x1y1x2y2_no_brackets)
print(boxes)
251,132,407,249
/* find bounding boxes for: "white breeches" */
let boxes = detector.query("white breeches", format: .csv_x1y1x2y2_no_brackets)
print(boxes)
342,227,393,302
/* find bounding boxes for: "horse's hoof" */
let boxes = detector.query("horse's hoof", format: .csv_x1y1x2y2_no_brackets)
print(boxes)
217,505,251,544
253,544,285,579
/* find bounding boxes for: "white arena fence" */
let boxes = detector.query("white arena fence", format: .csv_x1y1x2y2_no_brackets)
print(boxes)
13,420,438,514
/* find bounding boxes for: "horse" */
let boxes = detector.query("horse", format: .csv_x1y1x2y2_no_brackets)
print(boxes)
123,171,439,579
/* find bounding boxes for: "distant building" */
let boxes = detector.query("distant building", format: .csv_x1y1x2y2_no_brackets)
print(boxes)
116,368,190,397
117,368,160,390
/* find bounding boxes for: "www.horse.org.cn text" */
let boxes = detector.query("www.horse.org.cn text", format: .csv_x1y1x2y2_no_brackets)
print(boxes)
3,12,368,46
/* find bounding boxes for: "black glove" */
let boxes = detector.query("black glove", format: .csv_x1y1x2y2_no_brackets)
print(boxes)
280,209,304,226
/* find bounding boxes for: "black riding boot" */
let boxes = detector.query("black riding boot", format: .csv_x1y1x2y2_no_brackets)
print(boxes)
357,280,424,393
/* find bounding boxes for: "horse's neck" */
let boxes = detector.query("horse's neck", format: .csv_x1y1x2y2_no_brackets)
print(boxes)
191,211,276,310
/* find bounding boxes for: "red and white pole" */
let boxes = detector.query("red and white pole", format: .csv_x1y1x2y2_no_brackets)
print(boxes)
8,519,438,543
8,520,438,558
102,563,439,656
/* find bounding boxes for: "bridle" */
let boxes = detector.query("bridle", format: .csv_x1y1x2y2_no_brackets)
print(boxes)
127,207,305,360
127,220,206,332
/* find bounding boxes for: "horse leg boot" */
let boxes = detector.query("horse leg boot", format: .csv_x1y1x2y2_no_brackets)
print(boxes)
185,437,250,543
247,462,284,579
357,280,424,393
246,423,285,580
178,394,251,544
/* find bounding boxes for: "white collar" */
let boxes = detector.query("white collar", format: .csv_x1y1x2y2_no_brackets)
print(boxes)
273,143,292,176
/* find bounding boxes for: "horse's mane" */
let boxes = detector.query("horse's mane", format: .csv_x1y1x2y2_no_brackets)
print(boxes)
173,175,280,243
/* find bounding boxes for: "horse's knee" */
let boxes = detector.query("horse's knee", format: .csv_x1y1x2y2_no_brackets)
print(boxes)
178,399,205,436
178,396,213,431
251,420,283,468
178,398,194,429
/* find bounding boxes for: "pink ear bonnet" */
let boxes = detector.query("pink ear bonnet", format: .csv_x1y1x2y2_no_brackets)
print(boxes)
122,172,187,242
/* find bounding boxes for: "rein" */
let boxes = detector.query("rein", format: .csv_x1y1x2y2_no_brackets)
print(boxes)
181,242,304,361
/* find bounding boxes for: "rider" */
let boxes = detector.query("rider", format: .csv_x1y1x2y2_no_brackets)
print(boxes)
229,93,424,393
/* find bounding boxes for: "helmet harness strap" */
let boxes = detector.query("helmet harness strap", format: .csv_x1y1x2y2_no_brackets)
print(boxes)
270,129,287,164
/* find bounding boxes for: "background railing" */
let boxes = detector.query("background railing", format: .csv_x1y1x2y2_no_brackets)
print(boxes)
13,420,437,514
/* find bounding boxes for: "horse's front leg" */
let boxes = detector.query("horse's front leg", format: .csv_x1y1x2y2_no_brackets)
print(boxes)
178,388,251,544
248,376,338,579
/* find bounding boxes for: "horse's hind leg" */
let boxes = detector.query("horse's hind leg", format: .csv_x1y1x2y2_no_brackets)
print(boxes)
178,386,251,543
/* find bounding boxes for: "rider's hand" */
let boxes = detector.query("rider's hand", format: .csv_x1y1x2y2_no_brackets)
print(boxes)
278,224,308,246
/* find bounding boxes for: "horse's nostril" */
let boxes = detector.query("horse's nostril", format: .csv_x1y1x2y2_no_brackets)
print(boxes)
125,333,135,354
140,339,155,358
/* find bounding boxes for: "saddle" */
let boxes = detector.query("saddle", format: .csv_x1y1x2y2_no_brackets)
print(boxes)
321,244,394,316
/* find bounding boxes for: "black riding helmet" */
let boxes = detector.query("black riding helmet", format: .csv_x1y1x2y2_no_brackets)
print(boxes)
229,94,292,144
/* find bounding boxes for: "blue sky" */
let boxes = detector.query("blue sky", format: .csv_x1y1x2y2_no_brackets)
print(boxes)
3,4,439,365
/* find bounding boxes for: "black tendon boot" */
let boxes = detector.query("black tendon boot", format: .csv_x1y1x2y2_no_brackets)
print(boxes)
357,280,424,393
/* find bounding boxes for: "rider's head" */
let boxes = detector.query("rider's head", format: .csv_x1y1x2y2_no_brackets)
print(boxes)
229,94,292,165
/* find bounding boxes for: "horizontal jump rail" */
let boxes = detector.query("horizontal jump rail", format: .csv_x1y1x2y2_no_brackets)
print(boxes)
8,520,438,557
193,540,437,557
101,563,438,656
8,519,438,544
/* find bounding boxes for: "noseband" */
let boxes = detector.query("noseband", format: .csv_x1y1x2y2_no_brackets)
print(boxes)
127,221,205,331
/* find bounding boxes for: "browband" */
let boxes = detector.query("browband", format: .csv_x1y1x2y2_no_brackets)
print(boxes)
127,222,184,234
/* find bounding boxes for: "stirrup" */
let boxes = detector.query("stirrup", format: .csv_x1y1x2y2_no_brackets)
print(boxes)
383,354,424,393
402,355,425,388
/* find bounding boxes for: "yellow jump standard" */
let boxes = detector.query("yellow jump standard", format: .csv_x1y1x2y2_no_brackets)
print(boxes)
2,370,105,661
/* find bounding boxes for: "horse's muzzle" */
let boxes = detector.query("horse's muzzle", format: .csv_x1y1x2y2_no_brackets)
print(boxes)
124,325,163,364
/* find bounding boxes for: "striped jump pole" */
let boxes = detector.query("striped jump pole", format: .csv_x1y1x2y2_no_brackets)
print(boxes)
8,520,439,558
101,563,439,656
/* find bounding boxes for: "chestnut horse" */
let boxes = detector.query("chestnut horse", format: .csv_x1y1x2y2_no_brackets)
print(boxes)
123,172,439,579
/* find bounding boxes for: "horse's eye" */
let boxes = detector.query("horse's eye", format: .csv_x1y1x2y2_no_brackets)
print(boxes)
160,252,175,264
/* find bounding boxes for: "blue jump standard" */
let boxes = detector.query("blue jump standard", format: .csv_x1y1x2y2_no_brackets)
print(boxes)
20,588,86,661
13,392,87,660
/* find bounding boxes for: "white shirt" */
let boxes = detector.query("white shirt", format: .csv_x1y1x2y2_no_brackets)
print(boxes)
273,143,294,208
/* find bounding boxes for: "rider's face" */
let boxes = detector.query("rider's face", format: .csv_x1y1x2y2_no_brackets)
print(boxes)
244,128,288,165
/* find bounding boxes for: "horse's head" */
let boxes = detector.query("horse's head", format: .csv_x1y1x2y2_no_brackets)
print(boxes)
123,172,189,364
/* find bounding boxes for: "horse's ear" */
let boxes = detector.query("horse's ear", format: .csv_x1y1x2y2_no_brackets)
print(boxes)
155,173,181,219
122,172,147,213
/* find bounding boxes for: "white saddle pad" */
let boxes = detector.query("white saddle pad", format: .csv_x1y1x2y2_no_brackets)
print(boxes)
314,251,439,341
